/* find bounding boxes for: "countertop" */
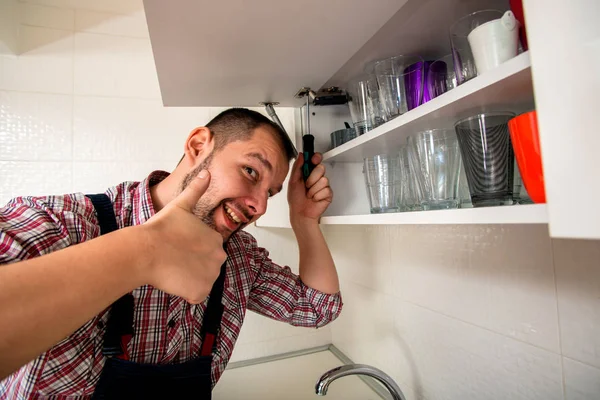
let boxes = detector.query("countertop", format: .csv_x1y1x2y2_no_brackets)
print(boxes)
213,350,383,400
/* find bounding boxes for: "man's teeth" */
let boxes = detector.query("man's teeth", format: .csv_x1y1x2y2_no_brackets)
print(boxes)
224,205,241,223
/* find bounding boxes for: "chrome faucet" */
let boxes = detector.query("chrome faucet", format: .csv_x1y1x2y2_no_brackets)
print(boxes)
315,364,407,400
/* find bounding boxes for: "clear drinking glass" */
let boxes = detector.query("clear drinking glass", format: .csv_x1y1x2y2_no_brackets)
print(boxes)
450,10,503,84
427,54,459,99
347,76,380,135
374,55,425,119
454,112,516,207
408,129,462,210
364,61,387,127
363,154,402,213
398,145,423,212
457,161,473,208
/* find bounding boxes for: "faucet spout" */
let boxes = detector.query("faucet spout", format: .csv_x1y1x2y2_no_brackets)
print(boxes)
315,364,406,400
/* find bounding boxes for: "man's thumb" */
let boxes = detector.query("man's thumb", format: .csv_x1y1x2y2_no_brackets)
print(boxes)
175,169,210,211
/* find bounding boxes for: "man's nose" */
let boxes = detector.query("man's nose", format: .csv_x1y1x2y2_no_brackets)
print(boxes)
245,191,268,218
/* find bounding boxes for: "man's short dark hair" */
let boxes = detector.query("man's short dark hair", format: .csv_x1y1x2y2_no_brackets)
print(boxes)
207,108,297,161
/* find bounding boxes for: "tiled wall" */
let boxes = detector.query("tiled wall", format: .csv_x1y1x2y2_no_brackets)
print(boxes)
0,0,330,362
323,224,600,400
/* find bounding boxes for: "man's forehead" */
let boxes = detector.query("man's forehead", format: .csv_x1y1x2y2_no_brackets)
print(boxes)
245,152,273,172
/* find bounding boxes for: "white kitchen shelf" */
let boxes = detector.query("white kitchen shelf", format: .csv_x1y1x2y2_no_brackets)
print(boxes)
322,51,533,163
321,204,548,225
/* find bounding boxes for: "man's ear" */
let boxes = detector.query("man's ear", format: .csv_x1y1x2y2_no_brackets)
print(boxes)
183,127,214,166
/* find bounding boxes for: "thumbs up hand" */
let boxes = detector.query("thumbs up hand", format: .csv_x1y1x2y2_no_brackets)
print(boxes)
140,170,227,304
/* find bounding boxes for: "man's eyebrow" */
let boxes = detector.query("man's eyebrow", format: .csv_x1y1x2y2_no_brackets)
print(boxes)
247,152,272,172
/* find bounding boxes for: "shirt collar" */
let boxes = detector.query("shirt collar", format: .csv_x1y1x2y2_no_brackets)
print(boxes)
133,170,170,225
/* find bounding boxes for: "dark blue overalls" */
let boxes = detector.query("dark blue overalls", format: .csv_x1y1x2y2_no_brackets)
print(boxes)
87,194,225,399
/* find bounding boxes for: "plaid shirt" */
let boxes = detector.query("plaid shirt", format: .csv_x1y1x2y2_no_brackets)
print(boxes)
0,171,342,399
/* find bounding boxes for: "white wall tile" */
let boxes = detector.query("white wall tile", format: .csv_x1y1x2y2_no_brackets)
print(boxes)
388,224,560,352
323,225,396,295
73,96,207,162
75,9,148,38
331,280,421,398
73,33,159,99
71,161,172,194
19,0,143,15
394,301,563,400
162,106,211,138
554,239,600,369
19,2,74,30
245,225,299,272
0,25,73,93
563,358,600,400
229,328,331,363
0,91,72,161
0,161,72,205
235,311,311,345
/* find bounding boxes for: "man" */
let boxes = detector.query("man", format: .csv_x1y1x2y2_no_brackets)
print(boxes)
0,108,342,398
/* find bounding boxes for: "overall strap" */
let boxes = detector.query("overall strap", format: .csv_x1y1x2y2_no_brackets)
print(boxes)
199,260,227,357
86,194,134,359
86,194,118,234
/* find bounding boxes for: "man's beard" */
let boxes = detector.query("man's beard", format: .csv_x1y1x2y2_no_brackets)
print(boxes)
180,154,218,230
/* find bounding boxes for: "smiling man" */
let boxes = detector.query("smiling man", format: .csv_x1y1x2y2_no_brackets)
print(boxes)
0,108,342,399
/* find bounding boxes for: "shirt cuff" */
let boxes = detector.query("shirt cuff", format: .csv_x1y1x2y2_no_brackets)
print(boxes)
304,285,343,328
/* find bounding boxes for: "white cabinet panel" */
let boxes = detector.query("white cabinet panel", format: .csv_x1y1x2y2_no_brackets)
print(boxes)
524,0,600,239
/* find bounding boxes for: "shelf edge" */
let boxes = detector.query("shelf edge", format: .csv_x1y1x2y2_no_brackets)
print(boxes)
320,204,548,225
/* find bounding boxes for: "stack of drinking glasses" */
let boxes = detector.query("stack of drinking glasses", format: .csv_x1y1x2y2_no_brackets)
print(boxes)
348,7,523,131
363,131,465,214
363,110,528,214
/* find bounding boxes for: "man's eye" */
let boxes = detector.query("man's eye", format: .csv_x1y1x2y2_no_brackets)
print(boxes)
244,166,258,180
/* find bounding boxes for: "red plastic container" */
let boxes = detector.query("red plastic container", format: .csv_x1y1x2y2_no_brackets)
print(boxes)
508,111,546,203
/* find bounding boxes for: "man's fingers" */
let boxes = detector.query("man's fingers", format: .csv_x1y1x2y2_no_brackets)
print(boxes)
311,153,323,165
307,176,329,199
305,164,325,188
290,154,304,181
312,187,333,203
174,169,210,211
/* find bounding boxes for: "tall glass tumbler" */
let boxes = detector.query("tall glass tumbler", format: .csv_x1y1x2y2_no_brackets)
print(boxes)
454,112,516,207
365,61,387,127
374,55,424,119
450,10,503,84
398,145,423,212
408,129,462,210
427,54,459,99
363,154,402,213
347,76,379,135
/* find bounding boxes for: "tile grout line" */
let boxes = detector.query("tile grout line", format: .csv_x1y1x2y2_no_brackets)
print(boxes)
549,238,568,399
18,23,150,40
561,355,600,372
0,89,161,102
234,328,331,347
17,0,140,18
